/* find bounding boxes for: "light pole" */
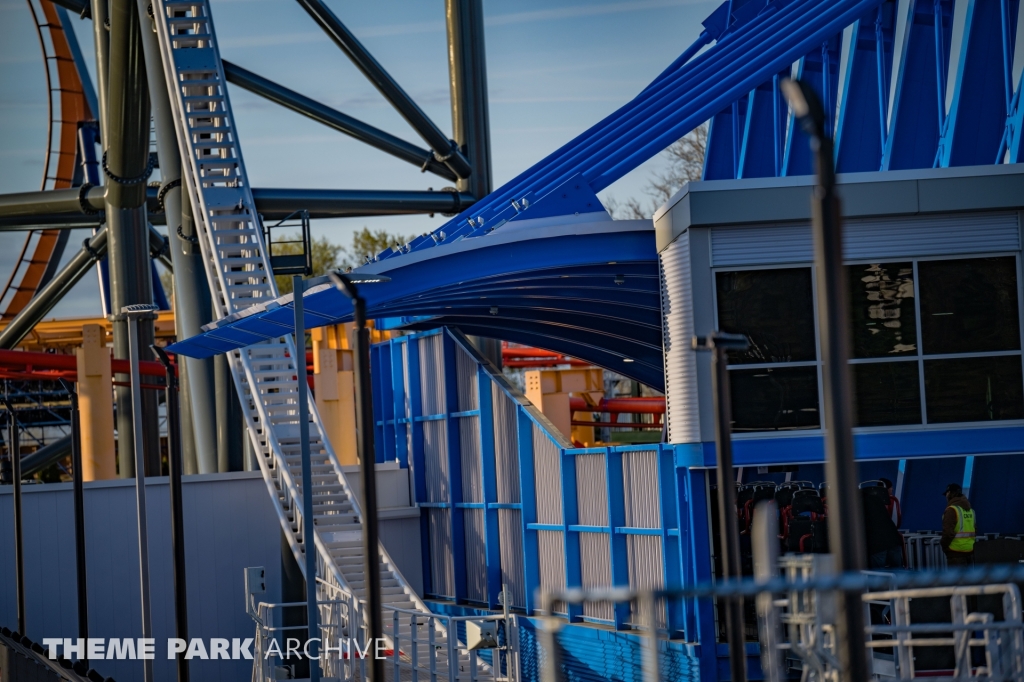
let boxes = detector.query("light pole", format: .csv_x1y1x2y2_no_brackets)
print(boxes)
292,276,321,682
59,379,89,664
693,331,749,682
152,346,190,682
122,303,157,682
328,271,383,682
781,77,868,682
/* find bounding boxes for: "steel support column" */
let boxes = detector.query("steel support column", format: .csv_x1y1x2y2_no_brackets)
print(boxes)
445,0,499,368
137,0,217,474
106,0,158,476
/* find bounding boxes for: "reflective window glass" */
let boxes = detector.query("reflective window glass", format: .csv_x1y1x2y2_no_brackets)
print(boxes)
716,268,816,364
924,356,1024,423
918,257,1020,355
729,366,820,432
848,262,916,358
853,361,922,427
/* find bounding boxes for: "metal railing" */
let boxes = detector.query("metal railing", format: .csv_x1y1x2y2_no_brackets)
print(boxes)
537,565,1024,682
248,586,519,682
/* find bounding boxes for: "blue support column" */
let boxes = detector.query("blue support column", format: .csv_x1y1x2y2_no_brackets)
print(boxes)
371,343,386,462
443,331,467,602
378,342,394,463
658,446,684,637
835,6,895,172
882,0,953,170
685,467,718,680
738,75,787,179
675,465,695,641
476,366,503,609
517,409,541,614
605,447,630,629
407,336,432,592
390,340,408,467
938,0,1015,167
561,450,583,623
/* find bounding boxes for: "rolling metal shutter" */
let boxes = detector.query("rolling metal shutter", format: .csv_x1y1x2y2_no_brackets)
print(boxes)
710,212,1021,267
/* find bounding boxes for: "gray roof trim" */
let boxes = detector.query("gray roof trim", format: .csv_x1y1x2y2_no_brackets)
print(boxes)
655,164,1024,252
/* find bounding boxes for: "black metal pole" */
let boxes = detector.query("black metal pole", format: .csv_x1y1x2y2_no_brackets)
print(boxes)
3,399,25,635
59,380,89,662
292,277,321,682
693,332,749,682
329,272,383,682
152,347,190,682
782,78,868,682
222,61,457,181
294,0,472,180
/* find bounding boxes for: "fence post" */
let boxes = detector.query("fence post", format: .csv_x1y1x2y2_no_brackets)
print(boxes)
391,339,409,468
407,335,432,595
477,366,502,609
605,446,630,629
443,331,467,602
561,449,582,623
657,445,684,636
517,410,540,614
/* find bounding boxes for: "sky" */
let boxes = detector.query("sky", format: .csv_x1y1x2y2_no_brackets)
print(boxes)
0,0,716,318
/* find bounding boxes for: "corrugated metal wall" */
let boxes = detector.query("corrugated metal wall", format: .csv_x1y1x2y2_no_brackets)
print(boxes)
420,333,455,598
374,329,680,630
456,344,487,603
622,450,666,628
575,454,612,622
533,424,566,614
493,383,526,609
659,231,701,444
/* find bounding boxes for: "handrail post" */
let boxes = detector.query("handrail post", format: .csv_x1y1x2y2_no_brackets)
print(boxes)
292,275,321,682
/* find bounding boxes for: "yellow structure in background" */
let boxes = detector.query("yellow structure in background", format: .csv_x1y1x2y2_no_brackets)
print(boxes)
4,311,176,352
525,367,603,445
311,323,358,464
75,324,116,480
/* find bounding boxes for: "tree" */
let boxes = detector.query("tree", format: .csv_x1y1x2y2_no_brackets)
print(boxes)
273,234,345,295
341,227,410,270
605,122,708,220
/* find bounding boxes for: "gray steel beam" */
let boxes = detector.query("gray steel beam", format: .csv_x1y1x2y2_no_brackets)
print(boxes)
20,434,72,477
223,61,457,182
137,0,218,475
251,187,475,218
105,0,159,477
0,229,108,350
294,0,473,180
0,186,473,224
445,0,493,199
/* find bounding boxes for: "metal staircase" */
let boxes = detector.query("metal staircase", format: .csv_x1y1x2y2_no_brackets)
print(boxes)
150,2,491,678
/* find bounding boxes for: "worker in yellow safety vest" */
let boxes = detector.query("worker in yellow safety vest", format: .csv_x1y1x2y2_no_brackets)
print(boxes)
940,483,975,566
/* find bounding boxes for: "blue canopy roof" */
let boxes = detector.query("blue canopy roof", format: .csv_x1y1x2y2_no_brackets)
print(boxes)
168,217,667,388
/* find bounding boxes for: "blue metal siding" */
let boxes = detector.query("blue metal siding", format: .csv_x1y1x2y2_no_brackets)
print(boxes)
964,453,1024,535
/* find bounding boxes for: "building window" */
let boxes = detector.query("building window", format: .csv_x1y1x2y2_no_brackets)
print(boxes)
716,268,820,431
715,255,1024,434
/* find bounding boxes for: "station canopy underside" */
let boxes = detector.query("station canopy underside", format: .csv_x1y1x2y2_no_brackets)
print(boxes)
168,218,666,388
